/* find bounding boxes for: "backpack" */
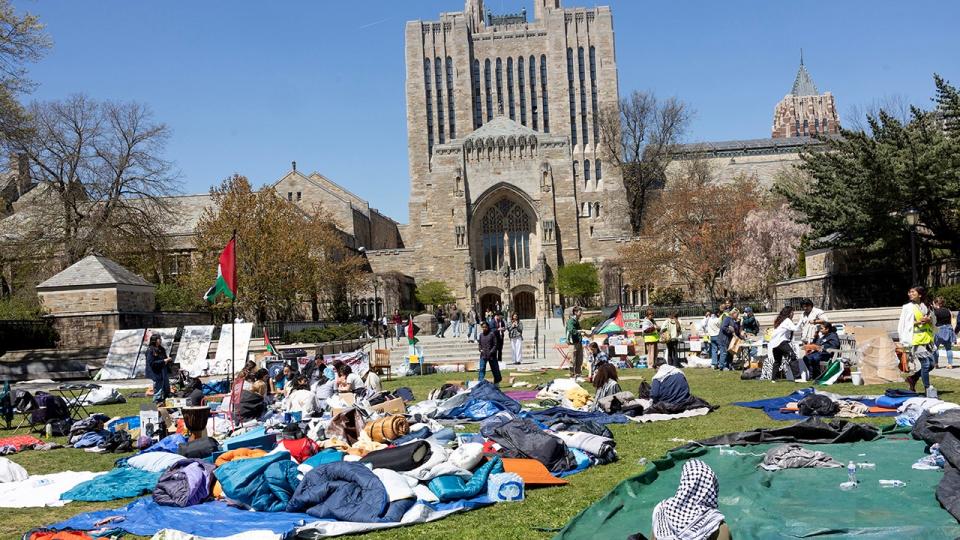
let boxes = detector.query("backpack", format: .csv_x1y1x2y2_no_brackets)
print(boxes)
12,389,34,412
797,394,839,417
47,418,73,437
740,367,762,380
31,392,69,425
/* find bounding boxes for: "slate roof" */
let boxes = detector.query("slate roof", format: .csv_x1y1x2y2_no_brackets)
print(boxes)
672,136,823,155
37,255,153,289
791,63,819,96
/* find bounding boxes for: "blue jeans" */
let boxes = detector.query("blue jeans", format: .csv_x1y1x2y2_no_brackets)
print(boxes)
717,347,731,370
452,320,461,337
913,346,935,389
478,356,502,384
709,336,721,367
467,323,476,341
151,372,169,404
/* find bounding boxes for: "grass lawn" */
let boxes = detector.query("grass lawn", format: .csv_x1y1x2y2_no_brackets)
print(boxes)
0,369,953,539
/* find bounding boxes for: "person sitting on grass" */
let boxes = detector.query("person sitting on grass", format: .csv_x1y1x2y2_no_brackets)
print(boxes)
284,375,316,417
650,359,691,407
649,459,730,540
588,341,609,378
591,362,621,411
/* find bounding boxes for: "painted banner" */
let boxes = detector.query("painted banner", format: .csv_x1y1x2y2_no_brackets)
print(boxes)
99,329,146,380
211,322,254,375
623,311,642,332
176,325,215,376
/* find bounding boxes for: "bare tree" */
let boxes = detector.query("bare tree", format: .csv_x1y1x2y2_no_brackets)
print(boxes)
597,90,691,232
0,0,51,143
6,95,178,266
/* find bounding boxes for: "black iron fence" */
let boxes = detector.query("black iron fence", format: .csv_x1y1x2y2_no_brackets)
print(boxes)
617,303,764,319
0,319,58,353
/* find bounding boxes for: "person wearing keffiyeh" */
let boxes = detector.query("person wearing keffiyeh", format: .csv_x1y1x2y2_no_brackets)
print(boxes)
651,459,729,540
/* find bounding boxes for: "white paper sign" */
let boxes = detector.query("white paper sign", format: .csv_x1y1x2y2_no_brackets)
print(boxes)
132,328,179,378
99,329,146,380
176,325,215,376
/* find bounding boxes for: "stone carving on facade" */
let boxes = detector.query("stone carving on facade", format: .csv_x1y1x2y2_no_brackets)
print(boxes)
540,162,552,192
454,167,464,197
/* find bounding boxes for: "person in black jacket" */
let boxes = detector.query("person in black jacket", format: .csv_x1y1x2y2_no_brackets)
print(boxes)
145,334,172,404
803,322,840,380
477,321,502,385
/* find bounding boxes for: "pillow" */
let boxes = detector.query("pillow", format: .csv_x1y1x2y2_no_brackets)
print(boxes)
448,442,484,470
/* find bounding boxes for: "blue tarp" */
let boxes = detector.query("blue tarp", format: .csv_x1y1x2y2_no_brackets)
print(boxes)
437,380,522,421
50,495,496,538
51,497,312,537
734,388,899,421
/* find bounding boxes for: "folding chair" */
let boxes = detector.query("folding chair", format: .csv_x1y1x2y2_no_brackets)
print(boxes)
555,344,571,369
371,348,392,381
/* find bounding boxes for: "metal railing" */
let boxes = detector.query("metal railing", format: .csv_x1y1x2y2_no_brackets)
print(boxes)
0,319,58,353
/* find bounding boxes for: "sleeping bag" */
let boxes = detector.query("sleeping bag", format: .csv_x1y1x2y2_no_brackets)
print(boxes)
286,461,413,522
428,455,504,502
359,440,432,472
488,417,575,473
153,459,216,507
215,451,301,512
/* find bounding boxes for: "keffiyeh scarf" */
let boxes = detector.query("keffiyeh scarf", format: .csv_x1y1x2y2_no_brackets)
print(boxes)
652,459,725,540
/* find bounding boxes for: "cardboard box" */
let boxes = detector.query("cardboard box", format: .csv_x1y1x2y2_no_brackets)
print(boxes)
338,393,356,406
370,397,406,415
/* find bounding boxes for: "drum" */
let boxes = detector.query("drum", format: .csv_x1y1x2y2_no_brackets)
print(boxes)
182,406,210,440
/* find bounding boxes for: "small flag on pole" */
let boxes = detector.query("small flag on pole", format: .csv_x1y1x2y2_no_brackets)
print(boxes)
204,236,237,303
264,328,279,357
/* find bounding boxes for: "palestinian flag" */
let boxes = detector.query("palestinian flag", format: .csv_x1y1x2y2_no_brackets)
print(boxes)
204,236,237,303
592,306,626,335
406,315,419,345
264,328,279,357
816,359,844,385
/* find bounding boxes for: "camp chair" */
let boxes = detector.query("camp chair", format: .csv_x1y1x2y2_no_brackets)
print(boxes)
371,348,392,381
10,389,38,433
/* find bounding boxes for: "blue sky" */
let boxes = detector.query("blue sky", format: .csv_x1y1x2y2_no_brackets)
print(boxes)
18,0,960,222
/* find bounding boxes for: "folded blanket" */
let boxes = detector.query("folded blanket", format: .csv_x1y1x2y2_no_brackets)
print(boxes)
760,444,842,471
555,431,616,464
60,467,161,502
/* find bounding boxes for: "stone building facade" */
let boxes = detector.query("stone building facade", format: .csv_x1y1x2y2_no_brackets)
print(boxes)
368,0,631,318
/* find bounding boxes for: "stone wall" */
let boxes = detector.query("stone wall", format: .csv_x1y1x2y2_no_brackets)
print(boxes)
48,312,120,349
39,287,118,314
666,152,803,188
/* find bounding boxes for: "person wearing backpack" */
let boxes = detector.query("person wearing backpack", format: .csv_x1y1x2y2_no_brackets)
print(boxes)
146,334,173,404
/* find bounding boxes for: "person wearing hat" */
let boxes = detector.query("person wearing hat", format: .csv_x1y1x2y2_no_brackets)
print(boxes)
740,308,760,336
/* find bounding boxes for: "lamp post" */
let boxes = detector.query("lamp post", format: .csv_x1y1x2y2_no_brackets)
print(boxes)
905,209,919,285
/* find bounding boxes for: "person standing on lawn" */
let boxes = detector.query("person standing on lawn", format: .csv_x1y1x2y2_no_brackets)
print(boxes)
508,312,524,365
493,312,507,363
145,334,172,404
899,286,938,395
716,308,744,371
567,307,586,378
660,312,683,368
477,321,502,385
706,311,722,368
640,309,660,367
932,296,955,369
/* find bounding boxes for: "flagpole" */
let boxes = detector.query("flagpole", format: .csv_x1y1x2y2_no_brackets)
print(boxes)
230,229,238,425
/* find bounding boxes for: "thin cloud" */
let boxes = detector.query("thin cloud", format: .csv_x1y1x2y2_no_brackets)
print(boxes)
358,17,391,30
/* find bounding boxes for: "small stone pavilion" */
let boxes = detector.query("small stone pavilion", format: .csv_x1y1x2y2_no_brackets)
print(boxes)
36,255,156,348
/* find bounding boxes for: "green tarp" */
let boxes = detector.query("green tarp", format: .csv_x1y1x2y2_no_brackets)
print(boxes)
556,437,960,539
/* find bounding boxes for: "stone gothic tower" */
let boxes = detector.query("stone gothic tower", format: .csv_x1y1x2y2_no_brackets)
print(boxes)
772,54,840,138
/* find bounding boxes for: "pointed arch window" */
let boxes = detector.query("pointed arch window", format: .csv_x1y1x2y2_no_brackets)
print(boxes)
577,46,588,145
495,58,504,114
566,48,577,145
424,59,434,153
480,199,531,270
435,57,444,143
529,55,538,130
484,59,493,121
446,56,456,138
589,46,599,141
518,57,526,125
507,57,515,120
540,54,549,132
472,59,482,129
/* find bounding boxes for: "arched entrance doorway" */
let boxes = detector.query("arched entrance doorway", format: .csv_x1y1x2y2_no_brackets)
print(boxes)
479,291,502,315
513,291,536,319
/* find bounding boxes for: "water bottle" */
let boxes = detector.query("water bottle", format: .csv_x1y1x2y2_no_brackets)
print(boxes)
847,461,857,484
879,479,906,488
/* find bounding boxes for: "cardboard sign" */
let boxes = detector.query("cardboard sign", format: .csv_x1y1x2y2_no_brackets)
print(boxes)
100,329,146,380
177,325,215,376
370,397,406,415
623,311,642,332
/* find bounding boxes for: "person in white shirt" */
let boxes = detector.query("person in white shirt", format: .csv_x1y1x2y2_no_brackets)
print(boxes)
766,306,800,381
797,299,829,343
898,286,937,394
706,312,722,369
361,366,382,393
284,376,316,416
335,364,364,392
